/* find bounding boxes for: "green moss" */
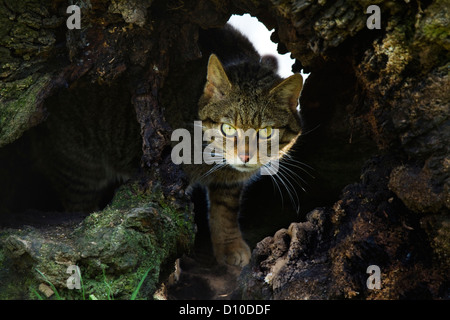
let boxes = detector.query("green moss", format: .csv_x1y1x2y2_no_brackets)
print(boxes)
66,182,194,299
0,240,37,299
0,74,34,99
0,73,51,147
0,180,194,300
422,20,450,50
417,0,450,51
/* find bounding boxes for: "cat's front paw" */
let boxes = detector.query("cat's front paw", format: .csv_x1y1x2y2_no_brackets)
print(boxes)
215,239,251,267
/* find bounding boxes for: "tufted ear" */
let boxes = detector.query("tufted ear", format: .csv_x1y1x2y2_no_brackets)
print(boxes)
203,54,232,102
269,73,303,113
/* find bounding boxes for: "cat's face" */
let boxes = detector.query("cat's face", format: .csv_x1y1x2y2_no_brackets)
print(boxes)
198,54,303,173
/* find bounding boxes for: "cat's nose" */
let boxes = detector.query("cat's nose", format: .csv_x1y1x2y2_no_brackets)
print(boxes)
239,154,250,163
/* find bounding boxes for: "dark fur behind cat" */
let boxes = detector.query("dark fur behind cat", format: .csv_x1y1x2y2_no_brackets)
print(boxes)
33,79,142,212
0,77,142,216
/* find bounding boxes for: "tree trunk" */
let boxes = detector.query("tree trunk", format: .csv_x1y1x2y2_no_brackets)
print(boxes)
0,0,448,299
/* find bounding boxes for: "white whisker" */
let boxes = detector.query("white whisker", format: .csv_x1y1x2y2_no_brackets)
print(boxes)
261,154,314,213
280,153,315,178
274,165,301,213
278,162,310,188
262,163,285,208
198,160,227,182
278,163,307,192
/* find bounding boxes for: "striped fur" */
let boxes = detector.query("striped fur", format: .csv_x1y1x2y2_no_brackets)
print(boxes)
184,25,303,267
32,78,142,213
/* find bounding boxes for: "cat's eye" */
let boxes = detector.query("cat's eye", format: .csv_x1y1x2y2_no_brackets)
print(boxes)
258,126,273,139
221,123,237,137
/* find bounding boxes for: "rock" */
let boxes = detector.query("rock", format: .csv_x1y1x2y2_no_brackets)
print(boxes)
0,182,195,299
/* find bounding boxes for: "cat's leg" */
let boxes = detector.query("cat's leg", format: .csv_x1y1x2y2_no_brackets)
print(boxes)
207,183,251,267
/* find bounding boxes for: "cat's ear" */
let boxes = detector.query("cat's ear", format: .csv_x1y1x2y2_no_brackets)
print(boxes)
269,74,303,113
203,54,232,102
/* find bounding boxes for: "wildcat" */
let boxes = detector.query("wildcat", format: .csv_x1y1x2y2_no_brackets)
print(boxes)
179,25,304,267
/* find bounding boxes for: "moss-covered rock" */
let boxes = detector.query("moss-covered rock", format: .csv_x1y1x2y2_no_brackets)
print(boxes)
0,182,194,300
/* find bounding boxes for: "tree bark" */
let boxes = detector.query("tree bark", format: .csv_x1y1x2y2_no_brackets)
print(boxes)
0,0,448,299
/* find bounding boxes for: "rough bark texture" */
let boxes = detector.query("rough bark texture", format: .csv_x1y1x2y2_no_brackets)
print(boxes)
0,0,448,299
0,0,197,299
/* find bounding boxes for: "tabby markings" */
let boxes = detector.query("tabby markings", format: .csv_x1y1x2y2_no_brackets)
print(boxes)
171,121,279,175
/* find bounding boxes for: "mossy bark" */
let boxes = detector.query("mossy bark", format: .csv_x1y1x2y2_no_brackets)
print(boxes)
0,0,197,299
0,0,448,299
0,182,194,299
235,0,449,299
